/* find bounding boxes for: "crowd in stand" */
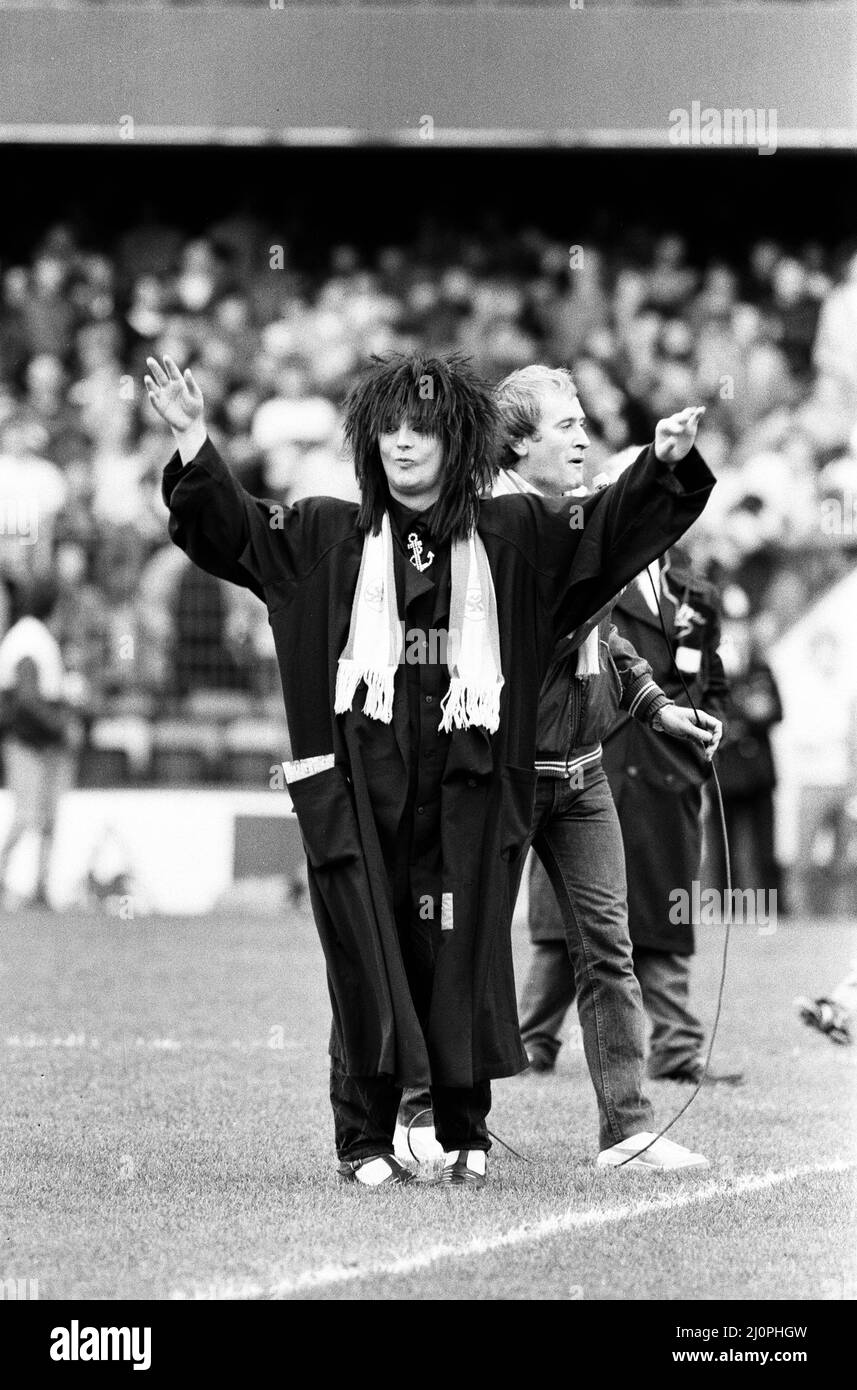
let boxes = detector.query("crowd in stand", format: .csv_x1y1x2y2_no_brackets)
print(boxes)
1,214,856,728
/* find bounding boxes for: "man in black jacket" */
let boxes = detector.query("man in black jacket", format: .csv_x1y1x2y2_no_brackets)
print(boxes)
147,351,715,1186
602,547,738,1084
493,366,721,1168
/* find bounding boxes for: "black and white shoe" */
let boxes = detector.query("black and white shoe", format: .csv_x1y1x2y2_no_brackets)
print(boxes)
338,1154,415,1187
440,1149,488,1187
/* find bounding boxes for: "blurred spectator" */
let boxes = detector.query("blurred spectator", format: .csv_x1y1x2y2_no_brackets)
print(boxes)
52,541,110,691
0,576,82,909
0,418,67,578
787,629,857,915
174,565,252,698
0,207,854,796
811,246,857,446
710,592,784,901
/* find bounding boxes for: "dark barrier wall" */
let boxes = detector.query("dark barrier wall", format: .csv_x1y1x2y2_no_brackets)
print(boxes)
0,4,854,146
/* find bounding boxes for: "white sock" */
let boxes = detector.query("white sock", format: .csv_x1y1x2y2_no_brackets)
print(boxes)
443,1149,486,1175
353,1156,393,1186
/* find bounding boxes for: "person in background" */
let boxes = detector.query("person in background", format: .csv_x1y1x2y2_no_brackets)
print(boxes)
0,577,82,908
710,595,783,902
787,628,857,916
601,543,741,1085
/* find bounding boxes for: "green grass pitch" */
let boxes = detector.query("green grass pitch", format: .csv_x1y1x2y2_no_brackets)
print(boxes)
2,902,855,1301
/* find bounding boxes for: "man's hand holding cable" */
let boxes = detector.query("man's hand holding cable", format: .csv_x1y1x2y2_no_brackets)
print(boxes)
653,703,723,761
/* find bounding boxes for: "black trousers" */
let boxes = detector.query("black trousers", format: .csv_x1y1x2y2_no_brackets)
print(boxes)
330,896,492,1162
330,1059,491,1162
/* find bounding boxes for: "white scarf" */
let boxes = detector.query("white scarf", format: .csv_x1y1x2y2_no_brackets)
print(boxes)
334,513,504,732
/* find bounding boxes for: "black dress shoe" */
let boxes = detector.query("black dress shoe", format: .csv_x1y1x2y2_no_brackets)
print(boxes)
653,1059,744,1086
526,1050,556,1074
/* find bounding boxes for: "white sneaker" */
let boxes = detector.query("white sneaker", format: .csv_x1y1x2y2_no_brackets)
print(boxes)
393,1120,443,1164
597,1131,710,1170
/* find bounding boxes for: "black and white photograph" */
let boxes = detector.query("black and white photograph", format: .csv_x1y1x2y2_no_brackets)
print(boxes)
0,0,855,1343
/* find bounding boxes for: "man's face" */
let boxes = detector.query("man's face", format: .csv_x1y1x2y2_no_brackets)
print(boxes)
514,389,589,497
378,420,445,509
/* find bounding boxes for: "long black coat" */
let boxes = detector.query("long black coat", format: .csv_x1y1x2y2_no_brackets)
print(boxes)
602,549,729,954
163,439,714,1084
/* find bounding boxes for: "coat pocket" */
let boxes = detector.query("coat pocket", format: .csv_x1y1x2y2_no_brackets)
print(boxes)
499,764,537,862
285,763,362,869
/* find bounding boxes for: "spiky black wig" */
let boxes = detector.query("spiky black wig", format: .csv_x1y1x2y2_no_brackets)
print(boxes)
343,353,503,543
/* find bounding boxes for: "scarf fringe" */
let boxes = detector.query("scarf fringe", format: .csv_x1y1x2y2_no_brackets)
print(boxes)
335,659,396,724
439,676,504,734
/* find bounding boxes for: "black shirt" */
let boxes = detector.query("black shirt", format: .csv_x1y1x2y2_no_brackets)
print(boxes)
386,497,452,946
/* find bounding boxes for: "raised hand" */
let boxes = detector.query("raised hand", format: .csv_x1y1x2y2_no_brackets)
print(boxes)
144,356,205,434
654,406,705,464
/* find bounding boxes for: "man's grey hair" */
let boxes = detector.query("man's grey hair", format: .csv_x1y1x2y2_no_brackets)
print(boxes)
493,365,577,468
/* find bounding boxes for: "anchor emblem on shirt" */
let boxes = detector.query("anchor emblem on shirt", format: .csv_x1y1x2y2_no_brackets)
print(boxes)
407,531,434,572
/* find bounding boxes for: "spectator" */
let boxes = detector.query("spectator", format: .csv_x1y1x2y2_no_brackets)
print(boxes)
0,208,853,803
711,597,784,901
0,576,82,908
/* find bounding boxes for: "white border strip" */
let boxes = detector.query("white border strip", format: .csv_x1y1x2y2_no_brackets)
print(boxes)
172,1159,854,1300
0,125,855,148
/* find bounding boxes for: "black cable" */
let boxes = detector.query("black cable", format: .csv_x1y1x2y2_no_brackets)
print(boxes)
406,1107,535,1165
406,1107,435,1161
486,1126,534,1163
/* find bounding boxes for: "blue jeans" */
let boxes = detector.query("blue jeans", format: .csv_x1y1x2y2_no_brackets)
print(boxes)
517,769,655,1149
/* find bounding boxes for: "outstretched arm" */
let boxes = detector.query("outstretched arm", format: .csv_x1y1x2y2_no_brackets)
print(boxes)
147,355,293,598
534,406,715,638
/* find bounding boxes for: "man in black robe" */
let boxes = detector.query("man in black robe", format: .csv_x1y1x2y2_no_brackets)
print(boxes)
146,350,715,1188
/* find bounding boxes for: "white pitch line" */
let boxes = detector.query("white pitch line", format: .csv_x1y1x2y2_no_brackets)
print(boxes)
172,1159,855,1301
